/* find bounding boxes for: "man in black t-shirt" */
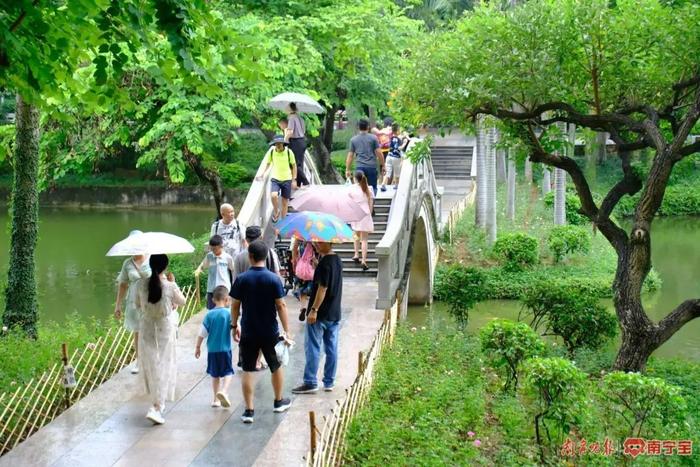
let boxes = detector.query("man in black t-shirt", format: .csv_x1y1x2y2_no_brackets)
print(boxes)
292,241,343,394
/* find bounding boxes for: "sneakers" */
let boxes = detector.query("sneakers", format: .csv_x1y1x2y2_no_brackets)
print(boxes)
298,307,307,322
324,384,335,392
241,409,254,424
216,391,231,408
211,400,222,408
130,361,139,374
273,398,292,413
146,408,164,425
380,185,387,192
292,383,319,394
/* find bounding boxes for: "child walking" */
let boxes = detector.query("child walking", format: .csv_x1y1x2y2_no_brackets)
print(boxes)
195,286,234,407
195,235,235,309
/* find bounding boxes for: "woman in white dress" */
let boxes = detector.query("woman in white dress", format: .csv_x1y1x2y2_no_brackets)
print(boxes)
350,170,374,271
135,254,185,425
114,230,151,374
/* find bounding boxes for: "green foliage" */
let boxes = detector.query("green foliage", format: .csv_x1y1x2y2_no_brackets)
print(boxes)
0,314,111,388
433,264,486,326
492,233,539,271
480,319,546,392
599,371,687,442
0,124,13,164
522,281,618,354
521,357,588,455
168,233,209,293
543,190,589,225
219,163,253,187
617,183,700,217
406,135,433,164
344,325,486,465
547,225,591,263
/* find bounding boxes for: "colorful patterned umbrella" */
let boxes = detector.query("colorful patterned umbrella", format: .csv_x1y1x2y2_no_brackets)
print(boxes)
276,211,354,243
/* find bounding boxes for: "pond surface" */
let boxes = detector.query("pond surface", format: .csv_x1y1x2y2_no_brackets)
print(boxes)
0,206,214,323
408,217,700,362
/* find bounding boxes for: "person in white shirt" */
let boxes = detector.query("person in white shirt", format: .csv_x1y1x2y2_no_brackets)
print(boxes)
210,203,245,258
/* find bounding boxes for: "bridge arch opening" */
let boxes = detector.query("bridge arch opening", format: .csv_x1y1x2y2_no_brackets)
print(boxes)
407,214,432,305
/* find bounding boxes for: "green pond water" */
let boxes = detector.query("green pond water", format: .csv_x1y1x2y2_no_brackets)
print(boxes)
0,206,214,323
408,217,700,362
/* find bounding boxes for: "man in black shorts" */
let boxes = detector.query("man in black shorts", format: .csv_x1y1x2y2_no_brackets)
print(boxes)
257,135,297,223
230,240,294,423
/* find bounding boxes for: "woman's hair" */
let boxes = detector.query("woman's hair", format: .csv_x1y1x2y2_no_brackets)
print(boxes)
289,102,297,112
354,170,371,201
147,254,169,304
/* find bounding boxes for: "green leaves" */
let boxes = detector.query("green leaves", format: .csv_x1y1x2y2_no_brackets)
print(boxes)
492,233,539,271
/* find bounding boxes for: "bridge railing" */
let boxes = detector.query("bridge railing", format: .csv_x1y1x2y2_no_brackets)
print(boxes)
375,139,441,309
237,150,321,232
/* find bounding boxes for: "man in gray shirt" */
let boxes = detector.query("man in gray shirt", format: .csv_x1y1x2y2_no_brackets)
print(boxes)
345,118,385,194
233,226,281,277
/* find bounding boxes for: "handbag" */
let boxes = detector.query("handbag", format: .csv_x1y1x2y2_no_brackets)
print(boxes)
295,243,315,281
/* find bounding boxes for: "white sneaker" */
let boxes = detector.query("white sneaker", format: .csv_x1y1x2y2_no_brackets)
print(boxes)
130,361,139,374
211,400,222,408
146,408,164,425
216,392,231,408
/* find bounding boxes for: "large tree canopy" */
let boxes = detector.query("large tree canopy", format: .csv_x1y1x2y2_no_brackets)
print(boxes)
395,0,700,371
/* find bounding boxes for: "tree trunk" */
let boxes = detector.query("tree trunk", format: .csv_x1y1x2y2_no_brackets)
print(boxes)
496,148,507,183
3,95,40,337
486,127,497,244
596,131,608,164
309,135,342,184
475,117,487,228
183,146,224,217
541,167,551,197
524,158,533,183
506,156,516,221
321,106,337,153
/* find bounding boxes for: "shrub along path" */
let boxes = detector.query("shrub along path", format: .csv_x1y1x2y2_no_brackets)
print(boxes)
0,278,384,467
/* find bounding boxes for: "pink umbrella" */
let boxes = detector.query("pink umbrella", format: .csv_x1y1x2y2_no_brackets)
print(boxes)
290,185,369,222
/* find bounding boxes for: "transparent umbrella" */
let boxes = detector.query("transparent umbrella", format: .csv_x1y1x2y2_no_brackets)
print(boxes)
105,232,195,256
269,92,325,114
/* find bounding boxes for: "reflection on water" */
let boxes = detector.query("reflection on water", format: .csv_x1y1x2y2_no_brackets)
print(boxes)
408,217,700,363
1,206,214,323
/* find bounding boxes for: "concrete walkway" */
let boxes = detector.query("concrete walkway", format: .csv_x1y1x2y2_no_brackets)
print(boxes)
0,278,383,467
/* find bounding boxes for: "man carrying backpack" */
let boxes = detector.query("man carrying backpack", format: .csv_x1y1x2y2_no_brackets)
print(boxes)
210,203,245,258
256,135,297,223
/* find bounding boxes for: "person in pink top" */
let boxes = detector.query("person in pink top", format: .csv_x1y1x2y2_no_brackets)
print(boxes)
349,170,374,271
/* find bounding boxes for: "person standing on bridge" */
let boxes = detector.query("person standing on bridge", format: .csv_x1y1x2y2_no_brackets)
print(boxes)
284,102,311,187
230,240,293,423
346,118,385,195
350,171,374,271
292,240,343,394
257,136,297,223
210,203,245,259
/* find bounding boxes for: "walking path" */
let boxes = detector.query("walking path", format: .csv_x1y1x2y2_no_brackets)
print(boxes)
0,278,383,467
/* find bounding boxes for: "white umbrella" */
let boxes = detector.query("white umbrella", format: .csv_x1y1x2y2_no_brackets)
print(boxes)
269,92,325,114
106,232,195,256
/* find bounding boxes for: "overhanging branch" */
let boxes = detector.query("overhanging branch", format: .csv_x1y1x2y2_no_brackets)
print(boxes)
656,299,700,343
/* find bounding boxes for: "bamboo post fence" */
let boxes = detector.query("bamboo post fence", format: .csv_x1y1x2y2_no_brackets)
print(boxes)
0,285,201,457
306,298,400,466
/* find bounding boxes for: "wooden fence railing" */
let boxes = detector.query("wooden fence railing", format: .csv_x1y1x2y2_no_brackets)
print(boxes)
306,296,399,466
0,285,201,456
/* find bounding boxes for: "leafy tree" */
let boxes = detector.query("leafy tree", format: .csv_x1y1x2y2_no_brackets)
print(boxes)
394,0,700,371
0,0,217,335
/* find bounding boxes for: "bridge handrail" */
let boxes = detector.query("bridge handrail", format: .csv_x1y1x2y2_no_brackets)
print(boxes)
375,138,441,309
237,149,321,231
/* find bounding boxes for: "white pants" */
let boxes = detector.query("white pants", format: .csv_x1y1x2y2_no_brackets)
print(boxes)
385,157,401,181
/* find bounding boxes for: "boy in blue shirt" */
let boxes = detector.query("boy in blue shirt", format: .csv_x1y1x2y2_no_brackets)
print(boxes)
195,286,234,408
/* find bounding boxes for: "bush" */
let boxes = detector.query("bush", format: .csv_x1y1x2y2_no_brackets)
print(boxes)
169,232,209,293
433,264,486,326
480,319,546,392
521,357,588,461
492,233,539,271
219,162,253,186
543,190,589,225
617,183,700,217
522,281,618,354
547,225,591,263
599,371,687,442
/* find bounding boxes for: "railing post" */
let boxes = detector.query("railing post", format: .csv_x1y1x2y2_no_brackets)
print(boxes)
358,351,365,374
309,410,317,462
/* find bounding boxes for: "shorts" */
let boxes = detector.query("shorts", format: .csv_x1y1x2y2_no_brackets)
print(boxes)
239,335,282,373
271,179,292,200
207,350,234,378
386,156,401,180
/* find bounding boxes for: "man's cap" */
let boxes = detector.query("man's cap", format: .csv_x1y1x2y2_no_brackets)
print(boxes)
245,225,262,240
269,135,287,146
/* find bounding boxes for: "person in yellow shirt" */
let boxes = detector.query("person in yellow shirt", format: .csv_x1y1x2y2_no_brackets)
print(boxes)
257,136,297,223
